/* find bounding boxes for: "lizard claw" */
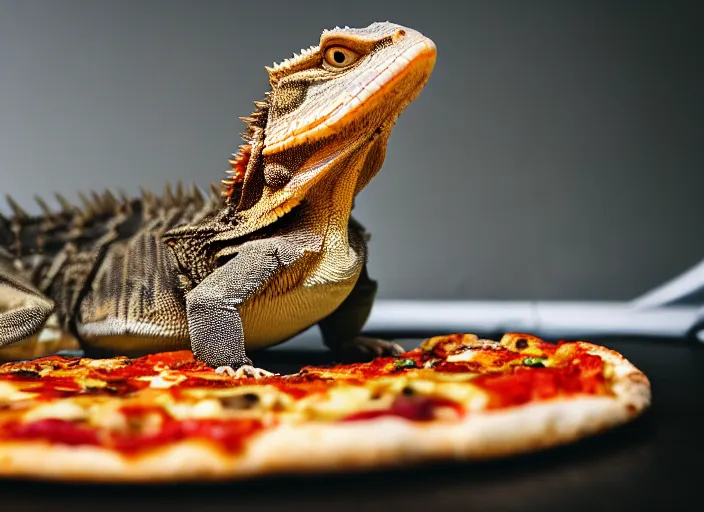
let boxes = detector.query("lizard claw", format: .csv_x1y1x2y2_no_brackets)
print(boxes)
344,336,405,358
215,365,277,379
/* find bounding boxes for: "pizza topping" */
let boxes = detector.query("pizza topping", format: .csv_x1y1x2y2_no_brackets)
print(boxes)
472,355,608,408
89,402,131,432
500,333,557,357
551,342,578,363
0,409,265,454
8,369,41,379
107,404,264,454
421,333,479,357
299,385,378,420
5,418,100,446
132,417,263,454
522,357,547,367
266,377,334,399
165,398,225,421
141,351,196,370
0,382,37,403
219,392,260,410
23,400,87,423
387,395,439,421
146,371,188,389
30,377,84,398
342,395,462,423
394,358,418,369
119,405,164,434
446,350,480,363
181,385,294,415
84,357,129,370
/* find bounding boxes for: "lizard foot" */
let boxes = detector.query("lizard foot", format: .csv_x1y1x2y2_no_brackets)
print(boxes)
338,336,405,359
215,365,277,379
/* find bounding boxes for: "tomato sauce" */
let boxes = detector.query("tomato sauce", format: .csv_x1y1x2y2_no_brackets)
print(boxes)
471,355,608,408
1,412,263,455
140,351,196,369
176,375,241,389
111,415,263,454
267,377,335,399
3,418,100,446
342,395,463,422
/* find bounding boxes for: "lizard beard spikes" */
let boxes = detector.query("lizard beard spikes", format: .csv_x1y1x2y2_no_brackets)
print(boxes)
222,97,270,202
221,144,250,198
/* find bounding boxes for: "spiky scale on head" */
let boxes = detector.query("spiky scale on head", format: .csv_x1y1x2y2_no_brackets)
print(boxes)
265,44,320,84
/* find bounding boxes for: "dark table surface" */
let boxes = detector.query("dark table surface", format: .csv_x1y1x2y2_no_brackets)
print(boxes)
1,335,702,511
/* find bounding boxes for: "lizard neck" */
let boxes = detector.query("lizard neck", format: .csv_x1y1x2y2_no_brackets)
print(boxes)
305,158,361,254
302,130,386,248
291,153,367,290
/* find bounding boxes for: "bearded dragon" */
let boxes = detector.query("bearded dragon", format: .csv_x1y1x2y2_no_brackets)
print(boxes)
0,22,436,376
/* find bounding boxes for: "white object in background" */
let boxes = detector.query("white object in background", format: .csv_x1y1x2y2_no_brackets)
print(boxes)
365,301,535,334
364,257,704,340
631,258,704,308
365,300,699,339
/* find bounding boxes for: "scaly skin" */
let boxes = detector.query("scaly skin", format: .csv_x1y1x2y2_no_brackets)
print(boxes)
0,22,436,375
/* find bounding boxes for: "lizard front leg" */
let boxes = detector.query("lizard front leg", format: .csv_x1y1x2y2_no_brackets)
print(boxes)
318,264,403,360
0,269,54,347
185,242,283,378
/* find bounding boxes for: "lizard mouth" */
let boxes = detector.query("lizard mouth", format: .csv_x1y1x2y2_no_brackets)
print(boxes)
262,37,437,156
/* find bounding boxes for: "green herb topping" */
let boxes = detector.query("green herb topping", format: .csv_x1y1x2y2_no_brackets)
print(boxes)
394,358,418,369
522,357,547,368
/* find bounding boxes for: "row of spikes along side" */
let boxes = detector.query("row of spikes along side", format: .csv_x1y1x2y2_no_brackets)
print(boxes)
0,182,223,260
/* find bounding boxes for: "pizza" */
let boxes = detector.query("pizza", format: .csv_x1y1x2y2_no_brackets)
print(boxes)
0,332,650,482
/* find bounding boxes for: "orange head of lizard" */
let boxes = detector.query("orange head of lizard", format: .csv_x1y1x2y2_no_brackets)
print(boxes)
226,22,437,223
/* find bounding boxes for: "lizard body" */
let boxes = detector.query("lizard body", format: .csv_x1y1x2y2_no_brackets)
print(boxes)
0,22,436,375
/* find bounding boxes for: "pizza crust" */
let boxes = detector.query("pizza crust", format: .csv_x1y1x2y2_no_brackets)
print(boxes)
0,342,650,482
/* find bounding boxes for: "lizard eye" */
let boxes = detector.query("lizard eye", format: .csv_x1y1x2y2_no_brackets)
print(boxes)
323,46,361,69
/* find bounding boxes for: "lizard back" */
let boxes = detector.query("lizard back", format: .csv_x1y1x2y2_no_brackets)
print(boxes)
1,184,221,354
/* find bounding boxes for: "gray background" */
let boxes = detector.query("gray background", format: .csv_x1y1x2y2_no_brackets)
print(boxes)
1,0,702,302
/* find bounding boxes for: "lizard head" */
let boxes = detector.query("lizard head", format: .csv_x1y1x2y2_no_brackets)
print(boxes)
224,22,436,225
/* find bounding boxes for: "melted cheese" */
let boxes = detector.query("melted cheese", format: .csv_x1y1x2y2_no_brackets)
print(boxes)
434,382,488,410
145,371,187,389
88,402,128,431
23,400,87,423
0,381,37,402
165,398,224,420
447,350,480,363
182,385,294,411
294,385,385,420
84,359,128,370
